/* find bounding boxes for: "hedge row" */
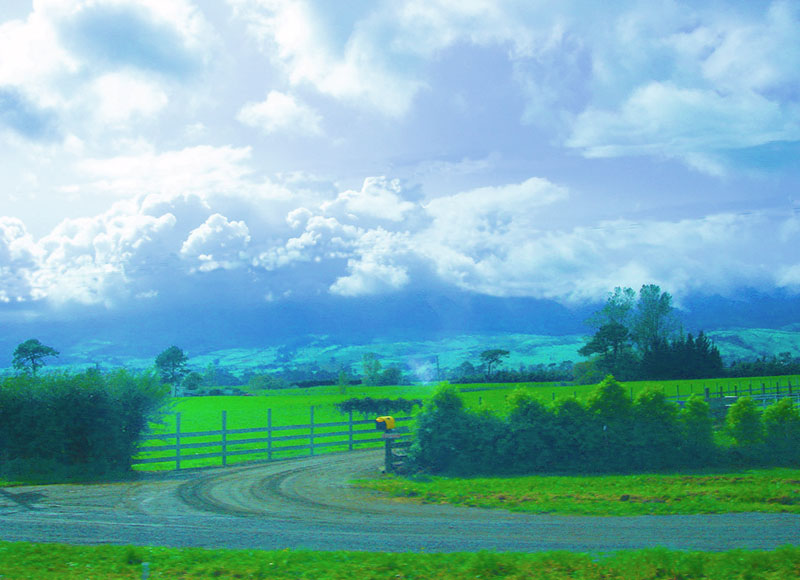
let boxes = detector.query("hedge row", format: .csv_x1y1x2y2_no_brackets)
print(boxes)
335,396,423,417
0,370,169,481
410,376,800,475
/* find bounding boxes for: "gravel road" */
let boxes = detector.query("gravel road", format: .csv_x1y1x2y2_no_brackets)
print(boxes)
1,449,798,552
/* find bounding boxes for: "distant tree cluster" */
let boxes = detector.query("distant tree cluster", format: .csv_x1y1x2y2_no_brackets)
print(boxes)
410,377,800,476
726,352,800,378
576,285,724,383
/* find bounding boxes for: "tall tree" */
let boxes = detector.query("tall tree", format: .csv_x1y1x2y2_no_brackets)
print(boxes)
632,284,676,353
479,349,510,378
155,346,189,395
12,339,59,375
588,286,636,329
361,353,382,386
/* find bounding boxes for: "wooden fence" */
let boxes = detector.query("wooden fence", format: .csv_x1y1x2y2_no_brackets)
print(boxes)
133,408,413,471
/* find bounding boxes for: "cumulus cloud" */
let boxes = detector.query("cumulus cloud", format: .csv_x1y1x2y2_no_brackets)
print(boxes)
237,90,322,135
322,177,417,223
2,165,800,309
565,0,800,172
228,0,426,116
180,213,251,272
0,0,213,145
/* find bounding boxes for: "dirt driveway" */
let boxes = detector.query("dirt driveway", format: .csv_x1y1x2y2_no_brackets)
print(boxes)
1,449,798,552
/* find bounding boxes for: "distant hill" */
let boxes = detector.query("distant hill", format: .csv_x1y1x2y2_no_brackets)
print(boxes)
0,289,798,375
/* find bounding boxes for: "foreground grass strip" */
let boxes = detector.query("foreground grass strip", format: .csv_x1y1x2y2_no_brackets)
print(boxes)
0,542,798,579
355,468,800,516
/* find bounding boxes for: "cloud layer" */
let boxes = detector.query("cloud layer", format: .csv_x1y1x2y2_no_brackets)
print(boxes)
1,0,799,320
1,144,798,312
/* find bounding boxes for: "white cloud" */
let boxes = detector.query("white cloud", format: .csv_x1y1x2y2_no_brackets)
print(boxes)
329,228,412,296
322,177,417,223
228,0,425,116
569,82,800,165
89,72,169,126
565,1,800,172
237,90,322,135
0,0,214,146
78,145,255,197
180,213,251,272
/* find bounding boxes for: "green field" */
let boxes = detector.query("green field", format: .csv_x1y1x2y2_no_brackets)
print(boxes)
136,375,799,471
1,542,798,580
356,468,800,516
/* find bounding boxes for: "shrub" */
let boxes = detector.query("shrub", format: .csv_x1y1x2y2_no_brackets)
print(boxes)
762,398,800,466
678,394,716,467
631,389,682,470
335,397,422,417
726,396,764,463
0,369,169,481
586,375,634,471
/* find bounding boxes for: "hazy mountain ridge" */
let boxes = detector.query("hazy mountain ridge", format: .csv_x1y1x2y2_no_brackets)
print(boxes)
1,290,798,376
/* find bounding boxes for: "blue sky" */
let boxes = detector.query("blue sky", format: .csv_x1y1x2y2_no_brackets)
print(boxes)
1,0,799,321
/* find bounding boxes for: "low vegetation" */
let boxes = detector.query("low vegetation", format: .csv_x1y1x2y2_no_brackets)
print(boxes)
357,468,800,516
0,369,169,482
408,377,800,476
1,542,798,579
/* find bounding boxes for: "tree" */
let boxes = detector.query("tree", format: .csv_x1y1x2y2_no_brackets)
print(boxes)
679,395,715,466
578,322,637,379
479,349,510,378
726,397,763,462
588,286,636,329
631,284,677,353
182,371,204,392
362,353,382,386
12,339,59,375
155,346,189,395
762,398,800,465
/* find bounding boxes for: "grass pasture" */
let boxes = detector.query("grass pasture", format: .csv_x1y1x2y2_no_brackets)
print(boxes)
134,375,799,471
356,468,800,517
135,384,439,470
1,542,799,580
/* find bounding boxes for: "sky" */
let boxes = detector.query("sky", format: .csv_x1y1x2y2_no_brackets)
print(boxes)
1,0,800,328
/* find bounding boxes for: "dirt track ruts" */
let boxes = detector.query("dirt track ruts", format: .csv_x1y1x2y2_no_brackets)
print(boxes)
1,449,798,552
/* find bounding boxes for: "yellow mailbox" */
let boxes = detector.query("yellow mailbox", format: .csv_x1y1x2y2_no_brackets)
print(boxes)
375,416,396,431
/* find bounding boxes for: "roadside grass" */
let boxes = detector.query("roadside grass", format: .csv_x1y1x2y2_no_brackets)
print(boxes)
355,468,800,516
1,542,799,579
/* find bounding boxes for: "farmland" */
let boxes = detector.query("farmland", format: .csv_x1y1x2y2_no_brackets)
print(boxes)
134,374,800,471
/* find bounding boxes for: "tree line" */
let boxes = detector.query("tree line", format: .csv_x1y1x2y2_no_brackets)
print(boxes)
410,376,800,476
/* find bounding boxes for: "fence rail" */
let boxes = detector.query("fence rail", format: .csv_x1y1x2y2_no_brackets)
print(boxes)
133,408,413,471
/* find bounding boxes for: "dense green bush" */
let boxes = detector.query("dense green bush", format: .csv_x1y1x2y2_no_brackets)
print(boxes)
0,369,169,481
335,396,422,417
409,376,798,476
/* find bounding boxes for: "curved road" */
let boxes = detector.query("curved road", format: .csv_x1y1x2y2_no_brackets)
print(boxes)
0,449,798,552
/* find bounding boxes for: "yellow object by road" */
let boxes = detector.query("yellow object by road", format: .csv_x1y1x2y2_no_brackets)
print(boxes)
375,416,396,430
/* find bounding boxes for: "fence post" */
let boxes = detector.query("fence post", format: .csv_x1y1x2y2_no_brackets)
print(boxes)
749,383,753,396
310,406,315,456
704,387,710,400
221,410,228,467
348,409,354,451
762,383,766,394
267,409,272,461
734,384,738,397
676,384,679,397
175,412,181,470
